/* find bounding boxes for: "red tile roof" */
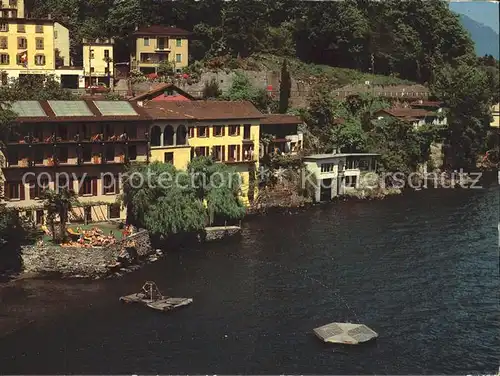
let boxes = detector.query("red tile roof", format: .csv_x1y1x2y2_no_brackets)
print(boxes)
130,83,195,101
142,101,264,121
260,114,303,125
133,26,192,37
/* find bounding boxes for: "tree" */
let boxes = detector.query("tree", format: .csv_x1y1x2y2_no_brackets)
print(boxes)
0,75,76,101
41,188,77,243
223,72,271,112
431,63,494,169
202,77,222,99
279,59,291,113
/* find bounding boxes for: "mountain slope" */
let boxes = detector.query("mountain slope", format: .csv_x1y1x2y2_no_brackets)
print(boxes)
457,14,500,58
449,1,499,34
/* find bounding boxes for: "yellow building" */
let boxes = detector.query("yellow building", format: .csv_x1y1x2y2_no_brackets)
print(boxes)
0,0,24,19
0,16,83,86
130,26,190,74
142,100,261,206
491,103,500,128
83,38,114,87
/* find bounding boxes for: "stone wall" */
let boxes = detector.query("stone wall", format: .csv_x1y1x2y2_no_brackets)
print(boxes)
21,230,152,278
205,226,241,242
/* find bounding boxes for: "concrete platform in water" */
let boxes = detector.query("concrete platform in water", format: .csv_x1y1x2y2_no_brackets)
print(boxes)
313,322,378,345
119,281,193,313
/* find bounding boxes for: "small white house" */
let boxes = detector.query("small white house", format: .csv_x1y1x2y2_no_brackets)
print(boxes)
302,153,380,202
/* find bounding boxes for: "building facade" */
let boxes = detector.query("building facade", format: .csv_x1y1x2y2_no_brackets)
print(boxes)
143,100,261,206
130,26,190,74
491,103,500,128
0,100,150,223
0,0,24,19
374,106,447,129
82,38,114,87
303,153,379,202
259,114,303,157
0,0,83,87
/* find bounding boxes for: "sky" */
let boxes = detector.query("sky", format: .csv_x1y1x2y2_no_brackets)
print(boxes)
449,1,500,33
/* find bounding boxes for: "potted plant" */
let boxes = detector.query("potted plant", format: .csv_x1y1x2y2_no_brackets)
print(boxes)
47,156,55,166
118,153,125,163
19,158,29,167
92,153,102,164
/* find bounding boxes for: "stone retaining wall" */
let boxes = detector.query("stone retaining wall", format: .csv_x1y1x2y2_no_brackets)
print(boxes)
205,226,241,242
21,230,152,278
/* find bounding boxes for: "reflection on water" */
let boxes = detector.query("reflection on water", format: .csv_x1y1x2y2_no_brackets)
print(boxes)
0,187,498,374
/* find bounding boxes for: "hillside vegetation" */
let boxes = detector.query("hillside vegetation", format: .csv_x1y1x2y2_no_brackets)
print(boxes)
30,0,476,84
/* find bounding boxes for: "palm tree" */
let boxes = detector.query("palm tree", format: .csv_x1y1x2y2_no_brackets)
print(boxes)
41,188,77,243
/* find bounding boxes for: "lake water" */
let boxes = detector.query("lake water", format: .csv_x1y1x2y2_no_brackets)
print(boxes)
0,185,498,374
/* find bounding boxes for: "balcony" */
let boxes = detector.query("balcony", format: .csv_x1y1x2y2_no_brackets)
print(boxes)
7,133,147,146
155,45,170,53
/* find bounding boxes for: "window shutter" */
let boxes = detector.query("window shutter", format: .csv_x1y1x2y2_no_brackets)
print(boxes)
221,146,225,161
237,145,241,161
79,179,84,196
92,178,98,196
19,183,25,200
222,126,225,136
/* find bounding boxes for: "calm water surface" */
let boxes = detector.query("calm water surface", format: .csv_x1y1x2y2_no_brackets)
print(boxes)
0,187,498,374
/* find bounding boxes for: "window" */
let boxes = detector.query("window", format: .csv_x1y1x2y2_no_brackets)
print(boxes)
213,145,225,161
194,146,209,157
229,125,240,136
197,126,208,138
213,126,224,137
108,204,121,219
10,0,18,6
128,145,137,161
17,37,27,49
90,67,94,73
176,38,182,47
17,24,25,33
188,127,195,138
103,174,117,194
0,53,9,65
104,49,109,58
345,175,358,188
56,175,69,192
25,210,33,221
34,54,45,65
35,25,43,33
105,145,115,162
164,152,174,164
30,178,49,199
79,177,92,196
0,23,9,32
6,182,23,200
16,53,26,65
54,30,58,39
228,145,240,162
126,123,137,139
320,163,334,173
143,37,149,46
57,124,67,140
175,53,181,63
243,124,251,139
34,149,44,165
0,37,7,49
35,38,44,50
90,49,94,59
82,145,92,162
57,146,68,163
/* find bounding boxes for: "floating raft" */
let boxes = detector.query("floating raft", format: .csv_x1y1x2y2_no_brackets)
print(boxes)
119,281,193,313
313,322,378,345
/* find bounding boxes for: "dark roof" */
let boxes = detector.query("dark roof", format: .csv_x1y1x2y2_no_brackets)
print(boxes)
376,108,433,119
133,26,192,37
142,101,264,121
130,83,195,101
260,114,303,125
12,100,150,123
